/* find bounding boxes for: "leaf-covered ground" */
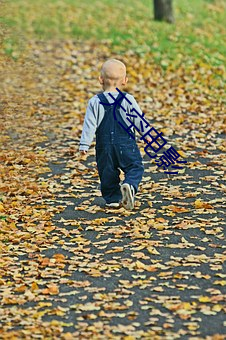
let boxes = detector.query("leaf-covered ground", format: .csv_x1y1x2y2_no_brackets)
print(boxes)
0,38,225,339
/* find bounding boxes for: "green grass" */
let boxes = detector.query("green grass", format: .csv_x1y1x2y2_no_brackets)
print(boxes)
1,0,225,65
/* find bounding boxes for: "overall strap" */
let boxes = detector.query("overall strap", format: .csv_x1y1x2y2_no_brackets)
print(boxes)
96,92,127,128
97,92,110,107
97,92,127,111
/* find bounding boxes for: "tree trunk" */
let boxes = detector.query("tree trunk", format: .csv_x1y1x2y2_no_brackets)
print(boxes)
153,0,174,23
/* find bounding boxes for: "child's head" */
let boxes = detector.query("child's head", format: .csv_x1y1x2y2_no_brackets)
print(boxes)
99,59,128,91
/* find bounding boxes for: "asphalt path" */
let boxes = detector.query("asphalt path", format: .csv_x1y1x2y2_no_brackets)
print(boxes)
32,128,225,339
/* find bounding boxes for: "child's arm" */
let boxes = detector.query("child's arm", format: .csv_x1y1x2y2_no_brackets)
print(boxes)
79,98,98,153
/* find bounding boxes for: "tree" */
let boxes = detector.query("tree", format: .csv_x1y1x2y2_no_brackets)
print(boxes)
153,0,174,23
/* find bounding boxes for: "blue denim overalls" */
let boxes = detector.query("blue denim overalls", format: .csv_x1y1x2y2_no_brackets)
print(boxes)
96,92,144,204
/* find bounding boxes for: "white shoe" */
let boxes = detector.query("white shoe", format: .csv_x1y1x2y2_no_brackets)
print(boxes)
120,183,135,210
105,202,121,208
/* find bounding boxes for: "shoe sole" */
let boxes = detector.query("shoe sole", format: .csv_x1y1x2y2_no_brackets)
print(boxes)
120,183,134,210
105,203,120,208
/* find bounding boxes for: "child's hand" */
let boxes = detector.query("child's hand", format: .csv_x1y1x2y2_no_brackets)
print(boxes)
144,137,152,144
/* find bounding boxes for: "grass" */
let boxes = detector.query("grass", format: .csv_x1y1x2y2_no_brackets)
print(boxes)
1,0,226,66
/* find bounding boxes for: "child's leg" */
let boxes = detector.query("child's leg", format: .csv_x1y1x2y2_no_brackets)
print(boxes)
96,146,122,203
117,144,144,193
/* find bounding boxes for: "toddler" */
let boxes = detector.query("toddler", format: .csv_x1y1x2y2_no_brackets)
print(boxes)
79,59,151,210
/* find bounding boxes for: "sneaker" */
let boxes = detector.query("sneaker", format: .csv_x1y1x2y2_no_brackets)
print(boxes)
120,183,135,210
105,202,121,208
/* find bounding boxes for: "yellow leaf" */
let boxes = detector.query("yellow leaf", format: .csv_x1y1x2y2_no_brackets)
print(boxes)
155,224,167,230
70,236,84,243
135,260,147,269
92,218,108,225
194,199,213,209
33,309,51,319
105,247,124,254
182,302,193,310
187,323,199,331
177,150,186,158
147,246,160,255
62,333,74,340
9,222,16,228
198,296,211,303
214,280,226,286
37,302,52,308
153,286,164,292
212,304,223,312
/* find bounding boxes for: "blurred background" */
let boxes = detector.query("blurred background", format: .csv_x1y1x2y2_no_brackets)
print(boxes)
1,0,225,67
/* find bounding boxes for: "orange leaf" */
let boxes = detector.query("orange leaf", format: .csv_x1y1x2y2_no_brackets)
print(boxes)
48,284,59,295
53,253,66,262
31,282,39,292
14,285,27,293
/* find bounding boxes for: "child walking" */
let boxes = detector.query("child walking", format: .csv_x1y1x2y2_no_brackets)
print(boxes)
79,59,151,210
